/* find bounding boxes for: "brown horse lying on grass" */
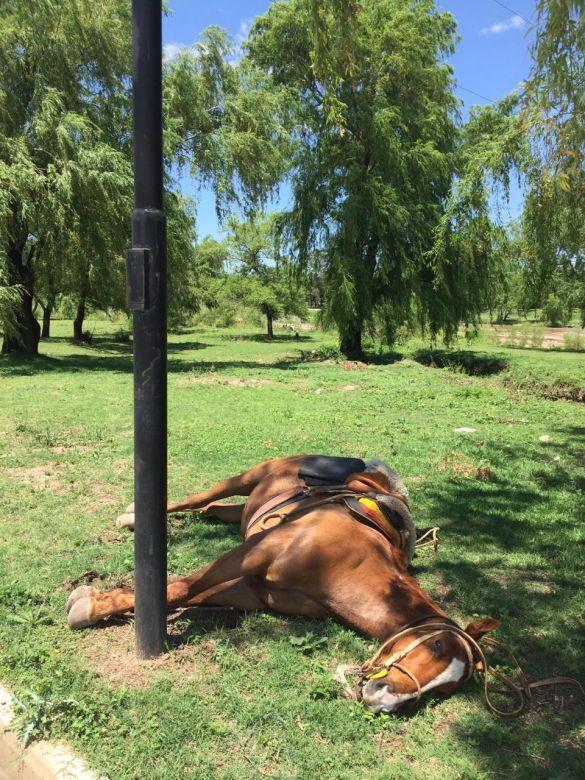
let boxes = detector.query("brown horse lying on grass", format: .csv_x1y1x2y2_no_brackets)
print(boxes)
66,455,505,714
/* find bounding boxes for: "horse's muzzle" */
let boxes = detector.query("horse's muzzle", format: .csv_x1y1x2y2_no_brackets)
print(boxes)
360,678,413,714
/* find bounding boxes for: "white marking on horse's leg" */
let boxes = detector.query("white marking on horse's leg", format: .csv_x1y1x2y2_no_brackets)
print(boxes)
115,512,135,530
66,585,95,613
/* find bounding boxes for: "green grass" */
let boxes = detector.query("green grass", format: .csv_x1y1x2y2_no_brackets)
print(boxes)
1,320,584,779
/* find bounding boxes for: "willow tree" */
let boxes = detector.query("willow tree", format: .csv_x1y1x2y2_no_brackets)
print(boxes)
223,214,308,337
164,27,291,220
247,0,472,356
0,0,134,353
450,1,585,326
522,0,585,323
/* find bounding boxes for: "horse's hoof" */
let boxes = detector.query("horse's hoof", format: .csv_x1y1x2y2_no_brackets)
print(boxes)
115,512,135,530
66,585,95,613
67,592,96,629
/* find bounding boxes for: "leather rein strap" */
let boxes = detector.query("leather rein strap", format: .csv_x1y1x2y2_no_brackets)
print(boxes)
360,620,585,717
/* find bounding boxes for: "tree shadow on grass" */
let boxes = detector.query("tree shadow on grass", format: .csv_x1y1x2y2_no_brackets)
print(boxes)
0,351,307,377
361,350,403,365
413,348,508,375
219,332,313,343
416,427,585,777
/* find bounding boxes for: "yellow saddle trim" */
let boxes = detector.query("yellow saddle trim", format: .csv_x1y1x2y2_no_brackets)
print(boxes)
358,497,403,548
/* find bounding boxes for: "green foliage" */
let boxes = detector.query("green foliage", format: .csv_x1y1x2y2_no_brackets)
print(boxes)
562,331,585,351
498,323,545,350
0,0,134,352
542,292,572,327
164,27,291,218
221,214,309,335
0,269,22,339
484,224,528,323
247,0,468,356
165,192,200,328
455,1,584,328
289,631,328,654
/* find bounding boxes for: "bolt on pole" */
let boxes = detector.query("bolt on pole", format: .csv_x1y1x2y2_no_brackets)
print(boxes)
127,0,167,658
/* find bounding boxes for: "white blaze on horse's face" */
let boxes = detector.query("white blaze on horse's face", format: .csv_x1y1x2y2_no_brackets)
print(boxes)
359,631,470,714
361,658,467,714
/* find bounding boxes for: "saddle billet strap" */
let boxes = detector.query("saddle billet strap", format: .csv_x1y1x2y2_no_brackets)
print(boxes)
246,484,351,533
246,486,310,533
246,483,364,533
247,476,411,537
247,490,407,554
246,489,359,534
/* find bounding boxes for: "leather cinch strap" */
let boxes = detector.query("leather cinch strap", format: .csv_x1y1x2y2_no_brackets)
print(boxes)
246,484,409,553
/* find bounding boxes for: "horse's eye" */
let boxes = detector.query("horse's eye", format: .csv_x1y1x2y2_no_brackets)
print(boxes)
433,639,443,655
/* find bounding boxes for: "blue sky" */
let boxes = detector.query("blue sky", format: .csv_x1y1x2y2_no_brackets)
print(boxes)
163,0,536,239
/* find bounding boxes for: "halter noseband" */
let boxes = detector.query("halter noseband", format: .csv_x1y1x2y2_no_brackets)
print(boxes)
360,621,475,703
358,619,585,716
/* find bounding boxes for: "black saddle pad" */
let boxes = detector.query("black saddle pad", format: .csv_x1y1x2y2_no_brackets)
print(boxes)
298,456,365,487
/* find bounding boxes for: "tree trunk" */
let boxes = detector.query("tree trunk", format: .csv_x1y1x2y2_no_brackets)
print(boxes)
41,301,53,338
266,313,274,339
1,238,40,355
1,288,41,354
340,322,362,359
73,298,86,341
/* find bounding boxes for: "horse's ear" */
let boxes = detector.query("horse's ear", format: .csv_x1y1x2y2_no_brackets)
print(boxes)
464,617,500,641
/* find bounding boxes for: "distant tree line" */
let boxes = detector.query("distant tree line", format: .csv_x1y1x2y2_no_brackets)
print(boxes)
1,0,583,357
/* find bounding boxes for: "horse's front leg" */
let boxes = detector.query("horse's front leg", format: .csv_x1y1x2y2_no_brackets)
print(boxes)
67,533,276,628
116,501,244,531
116,456,303,530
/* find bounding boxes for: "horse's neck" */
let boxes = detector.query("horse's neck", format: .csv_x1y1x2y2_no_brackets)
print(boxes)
376,567,446,640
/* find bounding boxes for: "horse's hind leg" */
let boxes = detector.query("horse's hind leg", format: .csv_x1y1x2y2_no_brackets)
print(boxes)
68,532,278,628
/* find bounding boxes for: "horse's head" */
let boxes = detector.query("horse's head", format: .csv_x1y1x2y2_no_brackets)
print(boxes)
358,618,500,714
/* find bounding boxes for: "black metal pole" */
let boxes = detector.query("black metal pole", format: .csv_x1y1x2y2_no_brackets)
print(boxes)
127,0,167,658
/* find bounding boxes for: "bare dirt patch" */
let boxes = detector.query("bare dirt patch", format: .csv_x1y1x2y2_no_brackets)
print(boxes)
6,462,72,493
180,375,271,388
341,360,368,371
88,482,118,506
495,325,585,349
97,529,127,545
338,384,360,392
437,452,495,482
51,444,91,454
476,465,496,481
80,621,219,691
437,451,476,479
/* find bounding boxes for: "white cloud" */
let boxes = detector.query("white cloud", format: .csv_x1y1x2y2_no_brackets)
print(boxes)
481,15,525,35
230,17,253,64
163,42,185,61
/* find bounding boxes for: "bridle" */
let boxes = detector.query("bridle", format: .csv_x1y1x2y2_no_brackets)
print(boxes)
359,619,475,704
356,617,584,717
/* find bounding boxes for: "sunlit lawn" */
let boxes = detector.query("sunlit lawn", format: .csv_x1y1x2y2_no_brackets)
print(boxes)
0,319,583,779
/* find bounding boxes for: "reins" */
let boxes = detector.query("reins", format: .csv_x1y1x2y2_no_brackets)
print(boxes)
353,620,585,717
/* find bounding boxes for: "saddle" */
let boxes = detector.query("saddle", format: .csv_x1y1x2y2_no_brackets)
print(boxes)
247,457,416,564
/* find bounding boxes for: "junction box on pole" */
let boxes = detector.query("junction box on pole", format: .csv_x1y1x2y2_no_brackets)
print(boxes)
127,0,167,658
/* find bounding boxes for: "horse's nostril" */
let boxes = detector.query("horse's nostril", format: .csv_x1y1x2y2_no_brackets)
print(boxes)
372,680,394,697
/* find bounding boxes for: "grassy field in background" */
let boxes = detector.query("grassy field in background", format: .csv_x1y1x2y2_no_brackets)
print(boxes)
0,320,584,779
